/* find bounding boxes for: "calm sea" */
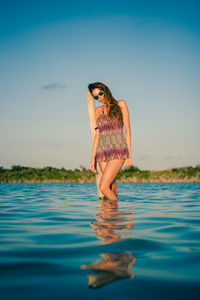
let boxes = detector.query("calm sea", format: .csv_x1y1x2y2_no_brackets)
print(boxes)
0,183,200,299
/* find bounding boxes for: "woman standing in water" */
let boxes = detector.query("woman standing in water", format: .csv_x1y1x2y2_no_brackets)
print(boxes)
88,82,132,200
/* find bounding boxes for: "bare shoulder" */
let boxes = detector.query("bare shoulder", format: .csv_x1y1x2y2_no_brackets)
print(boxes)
95,106,101,112
117,99,128,110
95,106,103,118
95,106,103,113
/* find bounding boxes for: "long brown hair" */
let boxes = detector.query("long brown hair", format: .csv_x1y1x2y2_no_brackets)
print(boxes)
88,82,123,122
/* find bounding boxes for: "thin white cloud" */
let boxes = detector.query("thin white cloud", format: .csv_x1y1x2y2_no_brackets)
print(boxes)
137,154,151,160
42,80,83,90
163,155,183,160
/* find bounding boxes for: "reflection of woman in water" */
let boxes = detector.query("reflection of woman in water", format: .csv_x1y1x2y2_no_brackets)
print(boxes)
88,82,133,200
81,252,136,289
81,199,136,288
91,199,135,245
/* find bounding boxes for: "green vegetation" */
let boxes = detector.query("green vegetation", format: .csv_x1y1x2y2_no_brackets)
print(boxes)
0,164,200,183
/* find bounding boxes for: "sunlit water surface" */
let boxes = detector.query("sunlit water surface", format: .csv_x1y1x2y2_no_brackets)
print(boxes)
0,183,200,299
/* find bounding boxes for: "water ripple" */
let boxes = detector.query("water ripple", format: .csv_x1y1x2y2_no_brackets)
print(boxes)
0,183,200,299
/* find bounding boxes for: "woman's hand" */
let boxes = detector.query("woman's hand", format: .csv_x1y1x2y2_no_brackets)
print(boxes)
90,158,97,173
125,157,132,169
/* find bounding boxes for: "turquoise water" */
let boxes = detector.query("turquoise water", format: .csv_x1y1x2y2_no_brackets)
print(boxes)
0,183,200,299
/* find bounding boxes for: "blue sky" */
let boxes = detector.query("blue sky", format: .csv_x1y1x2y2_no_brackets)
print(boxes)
0,0,199,171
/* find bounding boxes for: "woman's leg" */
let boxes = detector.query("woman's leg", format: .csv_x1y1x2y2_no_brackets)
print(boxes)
111,180,118,196
98,161,107,173
99,159,125,200
98,162,118,196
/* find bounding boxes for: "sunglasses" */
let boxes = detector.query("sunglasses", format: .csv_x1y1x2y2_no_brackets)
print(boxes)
93,90,104,100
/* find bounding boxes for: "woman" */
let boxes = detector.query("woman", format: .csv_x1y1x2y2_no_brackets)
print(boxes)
88,82,132,200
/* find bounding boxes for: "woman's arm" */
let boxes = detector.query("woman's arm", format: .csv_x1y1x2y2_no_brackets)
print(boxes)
119,100,132,160
91,131,99,160
91,108,100,160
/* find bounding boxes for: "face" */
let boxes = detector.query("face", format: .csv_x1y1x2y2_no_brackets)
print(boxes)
92,88,105,103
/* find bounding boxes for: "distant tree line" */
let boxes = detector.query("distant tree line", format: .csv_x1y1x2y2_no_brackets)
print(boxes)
0,165,199,183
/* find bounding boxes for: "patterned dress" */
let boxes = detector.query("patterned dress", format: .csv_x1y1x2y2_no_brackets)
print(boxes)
95,107,130,162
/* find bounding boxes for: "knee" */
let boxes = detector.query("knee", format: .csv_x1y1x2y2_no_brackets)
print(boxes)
99,181,108,193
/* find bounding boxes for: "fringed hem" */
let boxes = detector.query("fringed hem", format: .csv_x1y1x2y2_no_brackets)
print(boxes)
96,147,130,162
